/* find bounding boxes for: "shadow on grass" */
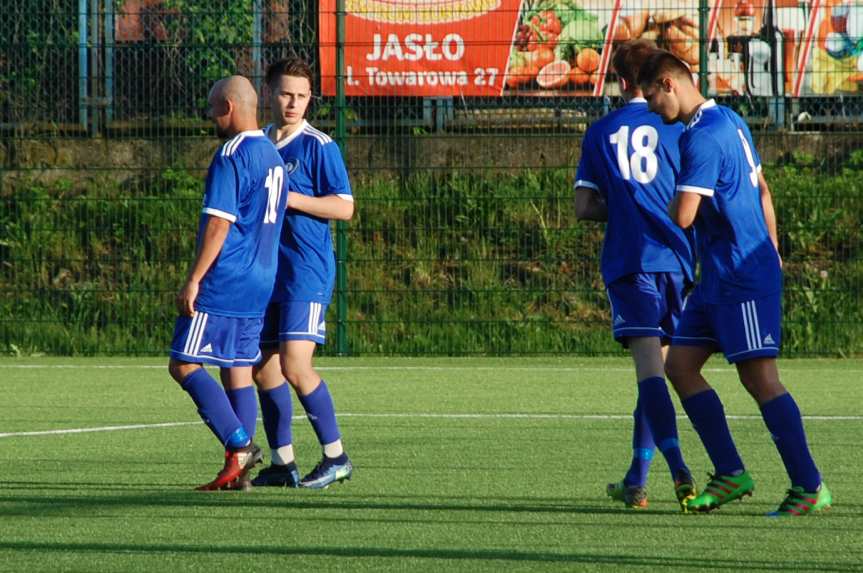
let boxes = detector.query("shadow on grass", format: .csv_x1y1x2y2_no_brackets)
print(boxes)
0,490,857,528
0,540,858,570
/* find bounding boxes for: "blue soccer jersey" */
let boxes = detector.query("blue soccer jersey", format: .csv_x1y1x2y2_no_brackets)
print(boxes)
676,100,781,303
194,130,288,318
574,98,695,285
266,121,353,304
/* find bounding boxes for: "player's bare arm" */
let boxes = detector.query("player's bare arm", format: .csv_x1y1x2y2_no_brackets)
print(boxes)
668,192,701,229
176,215,232,316
287,192,354,220
758,171,780,253
574,186,608,222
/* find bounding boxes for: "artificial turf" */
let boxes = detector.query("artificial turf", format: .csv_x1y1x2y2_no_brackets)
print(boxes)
1,357,860,571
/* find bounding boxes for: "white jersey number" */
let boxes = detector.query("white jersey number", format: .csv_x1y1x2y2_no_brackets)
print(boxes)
263,166,284,224
609,124,659,184
737,129,759,187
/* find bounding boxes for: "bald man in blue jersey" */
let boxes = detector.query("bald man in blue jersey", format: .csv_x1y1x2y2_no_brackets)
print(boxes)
168,76,287,491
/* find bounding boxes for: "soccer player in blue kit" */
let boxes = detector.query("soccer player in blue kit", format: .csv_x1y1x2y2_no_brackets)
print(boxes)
250,58,356,489
574,40,697,511
168,76,287,491
638,50,831,516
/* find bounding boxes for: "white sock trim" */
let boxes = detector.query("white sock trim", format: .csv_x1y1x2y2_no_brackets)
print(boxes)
272,444,295,465
323,440,343,458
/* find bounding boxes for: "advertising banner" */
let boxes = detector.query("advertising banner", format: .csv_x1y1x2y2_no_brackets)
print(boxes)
319,0,705,96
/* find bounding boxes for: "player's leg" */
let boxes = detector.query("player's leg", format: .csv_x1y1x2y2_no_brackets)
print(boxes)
666,291,753,512
221,365,257,441
210,365,264,490
283,339,352,488
249,303,301,487
278,301,351,488
666,344,754,512
607,397,653,509
723,295,829,516
604,275,658,508
250,348,301,487
168,314,251,453
629,336,695,510
168,313,266,490
168,358,249,449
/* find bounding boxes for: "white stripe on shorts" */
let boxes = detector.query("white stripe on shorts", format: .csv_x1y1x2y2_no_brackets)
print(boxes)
741,301,761,351
183,313,201,355
192,312,208,355
749,301,762,348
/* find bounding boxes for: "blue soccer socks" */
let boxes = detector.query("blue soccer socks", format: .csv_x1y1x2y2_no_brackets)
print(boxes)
682,389,745,476
180,368,249,450
227,385,257,441
258,382,294,450
298,380,342,446
638,376,690,479
624,403,655,487
760,393,821,492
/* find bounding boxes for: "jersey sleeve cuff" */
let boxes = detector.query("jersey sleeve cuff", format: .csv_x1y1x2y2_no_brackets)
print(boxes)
676,184,714,197
336,194,354,202
574,179,599,191
202,207,238,223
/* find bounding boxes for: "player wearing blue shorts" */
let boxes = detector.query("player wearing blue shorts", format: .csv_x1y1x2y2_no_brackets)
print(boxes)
168,76,287,491
574,40,697,511
639,50,831,516
250,58,355,489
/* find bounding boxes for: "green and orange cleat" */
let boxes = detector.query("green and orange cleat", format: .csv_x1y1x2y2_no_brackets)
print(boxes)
674,470,697,513
606,481,648,509
685,470,754,513
768,483,832,517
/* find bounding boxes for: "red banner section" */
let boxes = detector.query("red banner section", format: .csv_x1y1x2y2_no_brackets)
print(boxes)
319,0,523,96
320,0,863,97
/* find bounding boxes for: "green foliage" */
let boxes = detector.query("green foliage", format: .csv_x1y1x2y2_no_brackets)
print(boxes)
162,0,256,109
0,1,78,123
2,164,861,356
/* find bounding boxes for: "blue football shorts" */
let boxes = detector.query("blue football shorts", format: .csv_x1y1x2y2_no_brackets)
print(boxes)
606,271,688,346
169,311,263,367
672,286,781,363
260,301,328,348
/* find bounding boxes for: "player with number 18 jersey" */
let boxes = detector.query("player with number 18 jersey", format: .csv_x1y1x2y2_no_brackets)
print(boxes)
573,40,697,512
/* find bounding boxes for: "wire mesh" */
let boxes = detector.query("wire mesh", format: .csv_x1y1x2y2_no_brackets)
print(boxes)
1,0,861,356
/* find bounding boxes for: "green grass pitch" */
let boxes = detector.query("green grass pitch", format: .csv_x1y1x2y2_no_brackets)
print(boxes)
1,357,861,572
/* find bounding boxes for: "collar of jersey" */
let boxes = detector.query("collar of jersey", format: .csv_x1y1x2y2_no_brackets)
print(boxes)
267,120,308,149
686,99,716,130
627,97,647,104
236,129,265,137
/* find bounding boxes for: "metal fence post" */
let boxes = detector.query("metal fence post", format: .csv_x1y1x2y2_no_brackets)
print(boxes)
334,0,349,356
104,0,114,123
698,0,709,97
253,0,263,93
78,0,88,131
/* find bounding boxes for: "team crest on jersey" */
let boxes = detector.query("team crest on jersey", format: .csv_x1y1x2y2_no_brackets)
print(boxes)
284,158,300,174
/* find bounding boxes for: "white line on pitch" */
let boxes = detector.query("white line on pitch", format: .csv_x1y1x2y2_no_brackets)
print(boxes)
1,412,860,439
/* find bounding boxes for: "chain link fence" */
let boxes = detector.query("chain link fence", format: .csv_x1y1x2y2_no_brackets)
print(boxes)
2,0,862,356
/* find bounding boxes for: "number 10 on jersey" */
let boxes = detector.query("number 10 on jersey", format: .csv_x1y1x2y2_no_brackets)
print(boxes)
264,166,284,224
609,125,659,184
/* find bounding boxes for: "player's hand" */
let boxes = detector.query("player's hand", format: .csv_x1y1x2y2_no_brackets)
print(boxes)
176,280,199,317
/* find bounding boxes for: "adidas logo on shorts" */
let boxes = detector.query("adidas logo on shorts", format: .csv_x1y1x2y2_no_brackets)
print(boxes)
613,315,626,326
763,334,775,345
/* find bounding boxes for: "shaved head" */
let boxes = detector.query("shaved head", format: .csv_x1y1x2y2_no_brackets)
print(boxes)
207,75,259,138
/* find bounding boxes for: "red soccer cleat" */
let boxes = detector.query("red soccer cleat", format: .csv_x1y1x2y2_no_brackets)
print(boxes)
196,443,262,491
